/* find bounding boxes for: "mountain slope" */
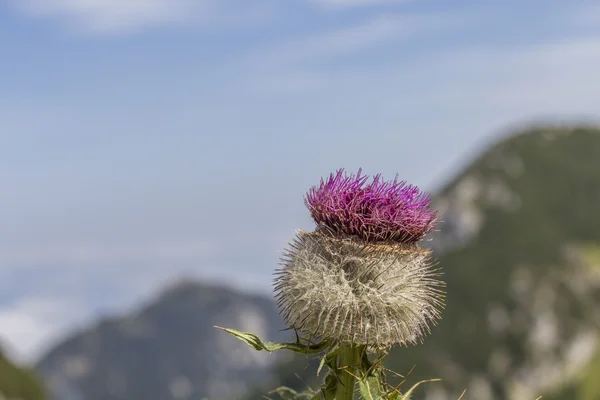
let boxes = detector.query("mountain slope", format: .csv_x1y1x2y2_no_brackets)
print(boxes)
0,348,46,400
35,281,291,400
382,125,600,399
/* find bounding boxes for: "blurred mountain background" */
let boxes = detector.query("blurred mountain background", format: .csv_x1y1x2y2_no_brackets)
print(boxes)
386,125,600,400
2,125,599,400
3,1,600,400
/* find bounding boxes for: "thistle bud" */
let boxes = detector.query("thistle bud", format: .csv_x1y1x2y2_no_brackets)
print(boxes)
275,169,444,349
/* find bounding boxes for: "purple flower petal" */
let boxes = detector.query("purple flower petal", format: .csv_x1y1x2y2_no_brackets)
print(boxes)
305,169,438,242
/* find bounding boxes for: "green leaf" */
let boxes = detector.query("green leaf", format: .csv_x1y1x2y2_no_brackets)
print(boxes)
317,347,338,376
320,372,339,400
214,326,329,354
399,379,441,400
358,375,384,400
317,356,327,377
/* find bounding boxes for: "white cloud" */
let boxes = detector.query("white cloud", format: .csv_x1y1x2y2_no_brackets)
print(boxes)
12,0,278,35
246,26,600,112
13,0,216,35
421,37,600,113
0,297,87,363
313,0,410,10
236,32,600,192
246,11,466,72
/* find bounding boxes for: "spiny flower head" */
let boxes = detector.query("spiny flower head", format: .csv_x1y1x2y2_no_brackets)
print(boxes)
305,169,437,243
275,170,444,349
274,230,444,348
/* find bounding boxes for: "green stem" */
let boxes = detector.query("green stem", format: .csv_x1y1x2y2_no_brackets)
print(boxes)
336,344,363,400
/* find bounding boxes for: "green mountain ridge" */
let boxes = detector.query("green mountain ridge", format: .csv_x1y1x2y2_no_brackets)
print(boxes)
381,125,600,399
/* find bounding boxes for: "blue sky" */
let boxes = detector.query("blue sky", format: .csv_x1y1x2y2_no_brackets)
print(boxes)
1,0,600,362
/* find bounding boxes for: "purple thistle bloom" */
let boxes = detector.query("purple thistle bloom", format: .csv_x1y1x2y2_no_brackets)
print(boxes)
305,169,438,243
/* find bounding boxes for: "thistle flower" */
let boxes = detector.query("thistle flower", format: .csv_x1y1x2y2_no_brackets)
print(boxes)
221,169,446,399
305,169,437,243
275,169,444,349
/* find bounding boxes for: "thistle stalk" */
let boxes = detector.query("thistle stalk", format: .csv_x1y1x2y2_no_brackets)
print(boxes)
336,344,363,400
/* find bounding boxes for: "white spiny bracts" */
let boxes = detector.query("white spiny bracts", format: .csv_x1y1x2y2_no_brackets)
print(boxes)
274,229,445,349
